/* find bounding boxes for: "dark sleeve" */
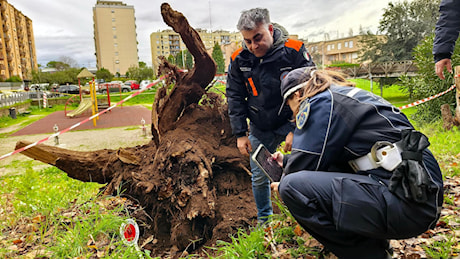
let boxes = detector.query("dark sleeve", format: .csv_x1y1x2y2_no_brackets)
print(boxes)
433,0,460,62
226,59,249,137
284,92,353,174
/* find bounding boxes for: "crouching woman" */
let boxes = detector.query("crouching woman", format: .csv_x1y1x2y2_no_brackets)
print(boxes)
272,67,443,258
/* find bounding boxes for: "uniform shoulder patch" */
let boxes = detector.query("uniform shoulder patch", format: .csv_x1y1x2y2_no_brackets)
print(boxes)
303,49,311,61
296,100,310,130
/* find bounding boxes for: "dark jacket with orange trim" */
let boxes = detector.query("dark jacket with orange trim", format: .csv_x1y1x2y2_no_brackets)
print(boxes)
227,24,315,138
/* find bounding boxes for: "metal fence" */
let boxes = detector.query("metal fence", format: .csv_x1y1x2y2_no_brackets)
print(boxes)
0,92,29,107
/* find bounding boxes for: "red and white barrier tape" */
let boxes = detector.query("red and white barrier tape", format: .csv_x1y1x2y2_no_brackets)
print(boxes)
0,75,167,161
398,85,456,110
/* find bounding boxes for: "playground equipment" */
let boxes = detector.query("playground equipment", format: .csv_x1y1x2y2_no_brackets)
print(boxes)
64,69,99,126
66,98,93,118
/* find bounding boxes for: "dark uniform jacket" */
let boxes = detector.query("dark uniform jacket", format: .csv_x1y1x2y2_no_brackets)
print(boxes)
282,85,443,239
227,24,315,137
284,85,443,191
433,0,460,62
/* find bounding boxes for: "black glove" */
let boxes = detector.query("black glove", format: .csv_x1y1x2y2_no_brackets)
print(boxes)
388,129,436,203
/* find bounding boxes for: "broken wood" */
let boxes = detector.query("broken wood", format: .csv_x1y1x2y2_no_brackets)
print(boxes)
441,66,460,130
441,104,454,130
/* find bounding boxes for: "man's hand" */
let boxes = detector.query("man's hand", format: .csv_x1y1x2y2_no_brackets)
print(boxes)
435,58,452,80
282,132,293,152
237,136,252,156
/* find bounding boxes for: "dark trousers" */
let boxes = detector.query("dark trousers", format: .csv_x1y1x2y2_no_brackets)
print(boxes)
279,170,441,258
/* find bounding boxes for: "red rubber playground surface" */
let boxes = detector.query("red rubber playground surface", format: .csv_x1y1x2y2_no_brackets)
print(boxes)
11,105,152,136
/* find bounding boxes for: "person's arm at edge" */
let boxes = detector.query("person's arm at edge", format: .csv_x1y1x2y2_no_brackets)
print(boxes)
433,0,460,79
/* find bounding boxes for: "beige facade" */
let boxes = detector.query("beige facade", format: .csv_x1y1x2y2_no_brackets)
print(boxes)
0,0,37,81
93,0,138,76
150,29,242,72
304,35,386,66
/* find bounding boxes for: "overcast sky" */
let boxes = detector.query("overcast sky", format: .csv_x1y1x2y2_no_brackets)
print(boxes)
7,0,406,68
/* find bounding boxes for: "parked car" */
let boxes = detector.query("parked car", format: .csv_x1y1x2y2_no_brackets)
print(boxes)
58,85,80,94
124,80,140,90
98,82,131,94
140,80,153,89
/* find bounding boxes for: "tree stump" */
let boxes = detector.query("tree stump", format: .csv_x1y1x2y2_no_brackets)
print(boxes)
15,3,257,257
441,103,454,130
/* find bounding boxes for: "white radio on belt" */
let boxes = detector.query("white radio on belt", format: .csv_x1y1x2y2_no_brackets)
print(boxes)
349,141,402,172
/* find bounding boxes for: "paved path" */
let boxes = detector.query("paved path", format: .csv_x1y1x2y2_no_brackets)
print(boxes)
11,105,152,136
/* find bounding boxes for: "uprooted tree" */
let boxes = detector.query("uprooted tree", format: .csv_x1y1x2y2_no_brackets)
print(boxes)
15,3,257,256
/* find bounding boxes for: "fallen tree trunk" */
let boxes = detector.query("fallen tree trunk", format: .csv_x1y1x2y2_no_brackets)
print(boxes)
16,3,256,257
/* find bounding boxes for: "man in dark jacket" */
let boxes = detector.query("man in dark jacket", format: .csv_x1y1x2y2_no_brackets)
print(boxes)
433,0,460,79
226,7,314,223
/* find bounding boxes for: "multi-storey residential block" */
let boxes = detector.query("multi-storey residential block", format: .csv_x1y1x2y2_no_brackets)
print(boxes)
0,0,37,81
150,29,242,73
304,34,387,66
93,0,139,76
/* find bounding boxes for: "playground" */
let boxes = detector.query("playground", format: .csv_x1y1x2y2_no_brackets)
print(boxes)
10,105,151,136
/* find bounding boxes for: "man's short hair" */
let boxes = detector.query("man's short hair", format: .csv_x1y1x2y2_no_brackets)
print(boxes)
237,8,270,31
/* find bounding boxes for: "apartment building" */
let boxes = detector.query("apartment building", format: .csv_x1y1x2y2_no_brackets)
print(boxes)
93,0,139,76
305,35,386,66
0,0,37,81
150,29,242,72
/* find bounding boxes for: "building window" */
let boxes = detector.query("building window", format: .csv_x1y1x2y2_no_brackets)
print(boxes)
113,35,117,39
115,60,119,64
115,52,118,56
327,45,331,51
111,10,115,13
112,18,116,22
338,43,341,50
349,41,353,48
345,41,348,48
